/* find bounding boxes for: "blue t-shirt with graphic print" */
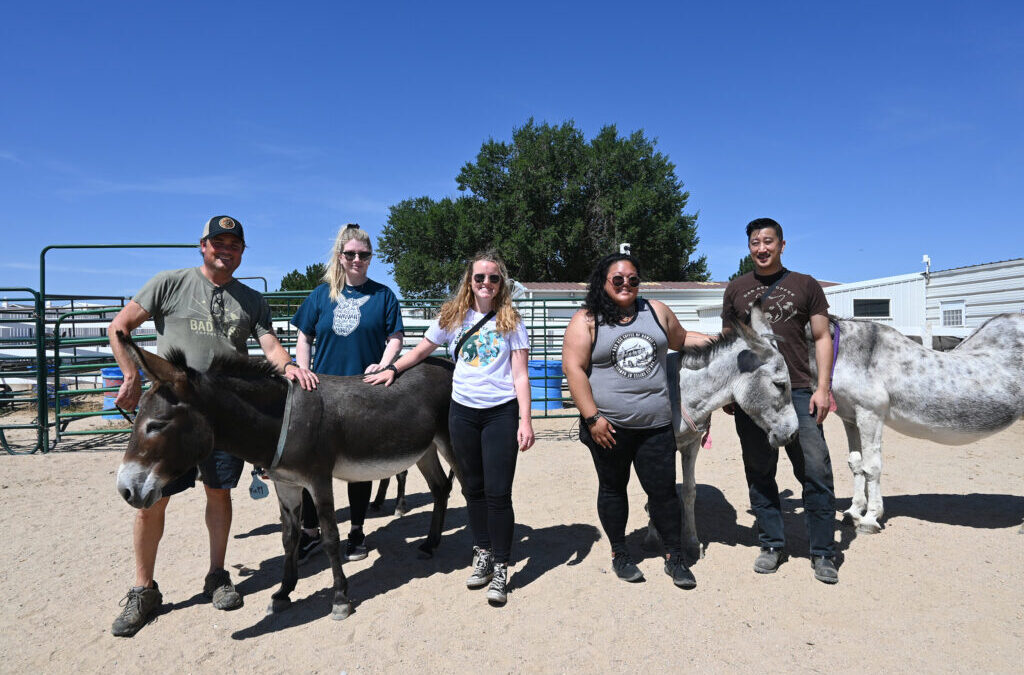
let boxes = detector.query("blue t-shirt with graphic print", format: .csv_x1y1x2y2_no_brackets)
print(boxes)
290,280,404,377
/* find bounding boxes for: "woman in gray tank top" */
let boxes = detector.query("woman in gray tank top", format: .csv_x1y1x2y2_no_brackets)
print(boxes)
563,253,711,589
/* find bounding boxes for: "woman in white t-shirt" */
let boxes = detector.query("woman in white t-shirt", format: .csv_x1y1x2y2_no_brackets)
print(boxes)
365,251,534,606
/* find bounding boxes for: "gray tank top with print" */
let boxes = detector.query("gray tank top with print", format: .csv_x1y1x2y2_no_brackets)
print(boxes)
588,299,672,429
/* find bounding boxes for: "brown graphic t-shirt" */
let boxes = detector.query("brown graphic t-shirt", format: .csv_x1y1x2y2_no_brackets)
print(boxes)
720,269,828,389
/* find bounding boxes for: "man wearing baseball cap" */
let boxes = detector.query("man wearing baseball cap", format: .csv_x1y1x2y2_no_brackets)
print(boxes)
106,215,318,637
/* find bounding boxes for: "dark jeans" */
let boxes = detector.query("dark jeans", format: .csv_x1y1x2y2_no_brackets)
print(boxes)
300,482,371,540
449,399,520,564
734,388,836,557
579,421,682,556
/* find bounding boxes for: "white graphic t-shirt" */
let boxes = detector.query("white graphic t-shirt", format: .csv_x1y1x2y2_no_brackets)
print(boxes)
425,310,529,409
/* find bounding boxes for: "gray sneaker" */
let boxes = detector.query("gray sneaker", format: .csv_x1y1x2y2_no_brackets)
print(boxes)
487,562,509,605
111,582,162,637
466,546,494,589
664,555,697,589
203,569,243,610
811,556,839,584
754,547,786,574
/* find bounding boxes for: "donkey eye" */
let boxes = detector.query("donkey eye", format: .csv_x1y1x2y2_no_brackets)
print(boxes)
774,382,787,392
145,420,167,434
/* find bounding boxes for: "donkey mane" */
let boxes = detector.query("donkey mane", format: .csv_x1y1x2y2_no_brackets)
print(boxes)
679,325,740,364
163,347,281,380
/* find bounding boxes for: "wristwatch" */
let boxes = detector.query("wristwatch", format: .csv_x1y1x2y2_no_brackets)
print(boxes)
583,413,602,426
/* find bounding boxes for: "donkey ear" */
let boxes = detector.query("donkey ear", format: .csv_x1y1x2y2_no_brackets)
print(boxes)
116,330,187,389
737,349,764,374
748,302,772,335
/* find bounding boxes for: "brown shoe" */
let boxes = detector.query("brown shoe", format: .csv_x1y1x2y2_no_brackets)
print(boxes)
203,569,243,610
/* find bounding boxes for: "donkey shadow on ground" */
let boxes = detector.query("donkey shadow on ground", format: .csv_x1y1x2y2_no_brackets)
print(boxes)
231,490,600,638
834,492,1024,532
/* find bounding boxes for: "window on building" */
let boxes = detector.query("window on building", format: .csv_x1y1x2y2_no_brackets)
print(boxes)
941,300,965,327
853,298,890,318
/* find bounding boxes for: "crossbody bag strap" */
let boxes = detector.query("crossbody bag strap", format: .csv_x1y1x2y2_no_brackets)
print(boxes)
758,270,790,306
452,309,496,359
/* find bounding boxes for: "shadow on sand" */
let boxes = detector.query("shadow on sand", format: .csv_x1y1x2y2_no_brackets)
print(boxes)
230,491,600,638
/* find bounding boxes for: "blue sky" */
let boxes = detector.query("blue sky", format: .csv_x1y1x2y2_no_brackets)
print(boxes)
2,2,1021,299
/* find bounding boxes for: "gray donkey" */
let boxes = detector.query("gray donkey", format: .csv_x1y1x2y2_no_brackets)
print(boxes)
811,313,1024,534
647,305,800,558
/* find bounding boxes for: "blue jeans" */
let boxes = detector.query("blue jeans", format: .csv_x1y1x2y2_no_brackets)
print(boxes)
734,388,836,557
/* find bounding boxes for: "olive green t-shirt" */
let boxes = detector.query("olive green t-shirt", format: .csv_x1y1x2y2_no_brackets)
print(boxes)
133,267,274,371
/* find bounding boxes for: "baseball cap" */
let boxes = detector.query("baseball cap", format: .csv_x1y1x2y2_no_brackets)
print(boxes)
202,215,245,243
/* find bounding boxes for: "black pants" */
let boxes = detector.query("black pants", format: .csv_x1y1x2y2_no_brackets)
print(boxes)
301,482,370,539
449,399,520,564
580,421,682,556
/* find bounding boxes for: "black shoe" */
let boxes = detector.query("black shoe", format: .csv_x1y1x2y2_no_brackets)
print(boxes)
111,582,162,637
343,539,369,562
612,553,644,582
754,547,786,574
203,569,243,610
811,556,839,584
296,530,322,565
665,555,696,589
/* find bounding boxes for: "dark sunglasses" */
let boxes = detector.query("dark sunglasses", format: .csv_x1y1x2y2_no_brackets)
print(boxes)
342,251,373,261
610,274,641,288
473,273,502,284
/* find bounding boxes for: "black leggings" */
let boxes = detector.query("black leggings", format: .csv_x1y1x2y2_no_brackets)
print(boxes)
580,421,682,556
301,482,371,538
449,399,520,564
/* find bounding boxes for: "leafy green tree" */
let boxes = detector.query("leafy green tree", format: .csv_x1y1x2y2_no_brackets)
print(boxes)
278,263,326,291
378,119,709,298
729,255,755,280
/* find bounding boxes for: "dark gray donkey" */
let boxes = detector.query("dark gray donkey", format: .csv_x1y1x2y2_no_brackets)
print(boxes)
113,331,459,620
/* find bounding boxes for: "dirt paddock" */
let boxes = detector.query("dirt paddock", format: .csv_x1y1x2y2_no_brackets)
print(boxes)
1,412,1021,673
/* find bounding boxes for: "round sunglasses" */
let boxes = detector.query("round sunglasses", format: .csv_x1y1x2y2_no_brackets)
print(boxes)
609,274,641,288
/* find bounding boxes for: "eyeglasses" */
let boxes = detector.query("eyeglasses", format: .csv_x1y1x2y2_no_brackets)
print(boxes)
609,274,641,288
473,273,502,284
341,251,373,261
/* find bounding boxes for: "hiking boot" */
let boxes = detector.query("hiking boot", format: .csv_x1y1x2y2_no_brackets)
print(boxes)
297,530,322,565
754,547,786,574
487,562,509,605
466,546,494,589
611,553,644,582
111,582,162,637
664,555,697,589
203,569,243,610
343,539,369,562
811,556,839,584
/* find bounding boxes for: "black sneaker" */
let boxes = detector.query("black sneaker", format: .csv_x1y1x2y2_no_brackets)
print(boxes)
811,556,839,584
487,563,509,605
343,539,369,562
111,582,162,637
754,547,786,574
612,553,644,582
664,555,697,589
466,546,494,589
297,530,322,565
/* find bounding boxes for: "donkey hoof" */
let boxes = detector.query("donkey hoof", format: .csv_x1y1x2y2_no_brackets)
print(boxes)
331,603,353,620
395,501,408,517
267,597,291,615
416,542,435,559
856,522,881,534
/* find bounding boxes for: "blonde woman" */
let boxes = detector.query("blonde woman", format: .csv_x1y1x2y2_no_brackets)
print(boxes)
365,251,534,606
290,224,404,562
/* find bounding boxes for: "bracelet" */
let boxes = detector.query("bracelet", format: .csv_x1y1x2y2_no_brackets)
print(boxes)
384,364,399,376
284,361,298,371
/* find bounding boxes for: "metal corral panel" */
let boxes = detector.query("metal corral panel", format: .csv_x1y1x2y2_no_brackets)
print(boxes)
520,286,727,332
824,273,927,333
925,259,1024,334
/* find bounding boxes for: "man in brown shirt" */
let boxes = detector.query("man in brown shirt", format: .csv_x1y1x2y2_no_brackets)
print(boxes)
721,217,839,584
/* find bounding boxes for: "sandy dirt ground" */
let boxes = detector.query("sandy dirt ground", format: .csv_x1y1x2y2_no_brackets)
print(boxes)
0,409,1021,674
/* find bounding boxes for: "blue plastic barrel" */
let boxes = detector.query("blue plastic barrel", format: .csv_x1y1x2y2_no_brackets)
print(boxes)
528,359,563,411
102,395,121,421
